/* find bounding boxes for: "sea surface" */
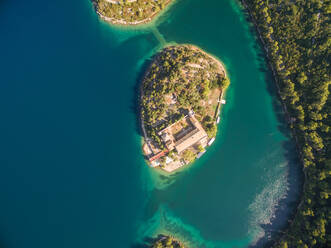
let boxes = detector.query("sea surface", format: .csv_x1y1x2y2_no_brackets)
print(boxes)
0,0,301,247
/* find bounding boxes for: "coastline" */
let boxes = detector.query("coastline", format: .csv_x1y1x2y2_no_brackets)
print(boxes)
239,0,304,246
139,44,229,173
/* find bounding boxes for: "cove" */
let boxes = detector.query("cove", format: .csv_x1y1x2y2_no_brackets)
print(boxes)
0,0,301,248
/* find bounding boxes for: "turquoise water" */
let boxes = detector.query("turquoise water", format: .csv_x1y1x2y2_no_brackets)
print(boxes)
0,0,300,247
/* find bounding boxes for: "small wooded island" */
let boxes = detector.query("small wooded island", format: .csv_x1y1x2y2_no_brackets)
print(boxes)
148,235,185,248
92,0,172,25
141,45,229,172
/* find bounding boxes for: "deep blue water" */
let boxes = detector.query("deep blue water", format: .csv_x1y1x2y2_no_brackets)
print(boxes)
0,0,301,247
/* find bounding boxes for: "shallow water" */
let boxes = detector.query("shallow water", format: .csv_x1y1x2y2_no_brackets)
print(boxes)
0,0,301,247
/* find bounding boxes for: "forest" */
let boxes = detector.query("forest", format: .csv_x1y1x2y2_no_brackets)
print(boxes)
242,0,330,247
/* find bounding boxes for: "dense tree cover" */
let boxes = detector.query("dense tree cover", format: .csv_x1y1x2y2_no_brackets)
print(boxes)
181,149,196,162
93,0,171,24
149,235,185,248
140,45,228,148
242,0,330,247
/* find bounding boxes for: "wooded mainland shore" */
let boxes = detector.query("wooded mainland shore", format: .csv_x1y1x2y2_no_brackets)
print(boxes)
241,1,330,247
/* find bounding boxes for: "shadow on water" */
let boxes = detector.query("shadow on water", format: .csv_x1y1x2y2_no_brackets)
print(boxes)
130,56,153,138
245,13,304,247
116,29,159,139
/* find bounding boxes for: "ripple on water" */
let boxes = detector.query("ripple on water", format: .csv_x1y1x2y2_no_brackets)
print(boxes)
248,151,289,245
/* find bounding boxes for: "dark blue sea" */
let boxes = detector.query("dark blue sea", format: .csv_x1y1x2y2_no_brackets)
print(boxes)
0,0,301,247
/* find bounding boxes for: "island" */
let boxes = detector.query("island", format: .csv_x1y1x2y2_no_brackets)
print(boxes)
92,0,172,25
149,235,185,248
140,45,229,172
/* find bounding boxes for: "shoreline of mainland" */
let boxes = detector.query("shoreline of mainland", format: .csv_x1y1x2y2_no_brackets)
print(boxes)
238,1,328,248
